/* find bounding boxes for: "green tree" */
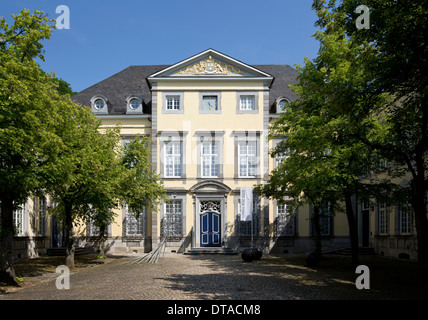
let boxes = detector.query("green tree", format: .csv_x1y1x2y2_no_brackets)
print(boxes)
44,104,122,269
313,0,428,278
120,136,166,218
257,1,399,267
91,135,166,258
0,9,58,285
256,98,367,266
53,77,77,96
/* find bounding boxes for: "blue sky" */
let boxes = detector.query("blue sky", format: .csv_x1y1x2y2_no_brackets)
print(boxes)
1,0,321,93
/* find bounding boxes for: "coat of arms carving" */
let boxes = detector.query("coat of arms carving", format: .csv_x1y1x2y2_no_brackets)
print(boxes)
174,55,247,75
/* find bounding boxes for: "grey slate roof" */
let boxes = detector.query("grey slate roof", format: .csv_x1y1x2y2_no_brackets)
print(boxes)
72,64,299,115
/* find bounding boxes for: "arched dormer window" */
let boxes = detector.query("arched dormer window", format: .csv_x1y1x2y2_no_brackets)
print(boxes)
90,94,108,114
126,95,143,114
276,97,290,114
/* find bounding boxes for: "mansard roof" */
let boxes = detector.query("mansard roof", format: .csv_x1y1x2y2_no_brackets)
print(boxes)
72,54,299,115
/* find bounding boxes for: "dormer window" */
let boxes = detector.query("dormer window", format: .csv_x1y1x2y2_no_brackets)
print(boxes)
94,99,105,110
126,95,143,114
276,97,290,113
90,94,108,114
129,99,140,110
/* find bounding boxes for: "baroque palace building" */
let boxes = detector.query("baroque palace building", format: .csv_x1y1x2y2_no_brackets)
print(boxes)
9,49,422,259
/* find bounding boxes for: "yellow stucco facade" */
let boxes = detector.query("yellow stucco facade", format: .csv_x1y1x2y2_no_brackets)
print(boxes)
86,49,352,255
11,49,357,259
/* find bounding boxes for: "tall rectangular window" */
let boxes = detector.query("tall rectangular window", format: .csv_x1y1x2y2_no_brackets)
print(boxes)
33,196,46,236
162,199,183,238
238,141,257,178
237,198,259,237
87,218,100,237
378,203,389,235
201,141,219,178
164,141,182,177
398,204,412,235
13,205,25,236
166,96,180,110
124,204,146,237
275,204,296,237
239,96,255,110
311,203,333,237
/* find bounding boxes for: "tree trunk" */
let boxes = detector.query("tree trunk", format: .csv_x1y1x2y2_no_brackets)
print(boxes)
344,191,359,267
64,203,75,270
98,225,106,257
312,205,322,263
0,200,19,286
410,177,428,282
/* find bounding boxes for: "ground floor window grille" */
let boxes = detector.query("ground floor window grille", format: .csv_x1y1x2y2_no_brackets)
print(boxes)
311,203,333,237
236,198,260,237
161,199,183,238
87,218,100,237
274,204,296,237
124,205,146,237
320,215,332,236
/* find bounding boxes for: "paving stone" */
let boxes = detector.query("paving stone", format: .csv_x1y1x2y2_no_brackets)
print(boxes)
1,254,427,300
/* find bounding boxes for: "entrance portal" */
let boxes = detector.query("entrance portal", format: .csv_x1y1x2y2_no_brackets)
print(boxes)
200,211,221,247
199,200,222,248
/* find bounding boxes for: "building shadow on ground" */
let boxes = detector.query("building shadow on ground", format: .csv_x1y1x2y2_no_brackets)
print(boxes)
156,254,428,300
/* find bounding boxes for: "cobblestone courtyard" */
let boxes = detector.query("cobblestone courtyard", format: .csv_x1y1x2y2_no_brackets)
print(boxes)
1,253,427,300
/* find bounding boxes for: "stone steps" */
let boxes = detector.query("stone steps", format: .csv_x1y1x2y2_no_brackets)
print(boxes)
334,247,376,256
184,247,237,255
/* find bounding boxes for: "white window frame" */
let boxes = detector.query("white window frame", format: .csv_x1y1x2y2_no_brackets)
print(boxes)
166,96,180,110
90,94,108,114
13,204,27,236
398,204,412,235
239,96,255,110
276,97,290,114
162,92,184,114
164,141,182,178
236,92,258,114
238,141,257,178
378,203,389,235
201,141,220,178
126,95,143,114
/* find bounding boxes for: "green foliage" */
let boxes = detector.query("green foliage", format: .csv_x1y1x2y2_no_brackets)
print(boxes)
120,136,166,218
52,77,77,96
44,103,123,229
1,9,165,270
0,9,60,211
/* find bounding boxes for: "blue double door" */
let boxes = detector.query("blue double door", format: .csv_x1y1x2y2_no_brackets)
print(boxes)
200,211,221,247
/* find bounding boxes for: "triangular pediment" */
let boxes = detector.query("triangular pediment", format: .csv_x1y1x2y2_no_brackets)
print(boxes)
148,49,273,80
